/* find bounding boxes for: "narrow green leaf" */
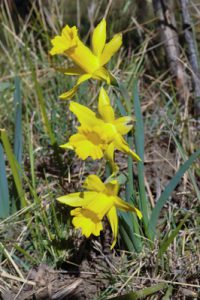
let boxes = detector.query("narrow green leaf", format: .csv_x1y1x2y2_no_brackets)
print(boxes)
119,212,142,253
109,283,167,300
0,143,10,218
159,213,190,257
13,76,22,168
169,127,200,202
133,79,149,231
0,129,26,208
27,54,56,146
148,149,200,239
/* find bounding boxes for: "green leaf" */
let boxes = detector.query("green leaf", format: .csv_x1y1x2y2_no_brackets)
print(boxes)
13,76,23,171
133,79,149,232
0,129,26,208
159,213,190,257
0,143,10,218
148,149,200,239
108,283,167,299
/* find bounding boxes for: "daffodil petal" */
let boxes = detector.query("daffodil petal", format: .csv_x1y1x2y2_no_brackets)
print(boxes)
114,135,141,161
60,142,73,150
71,207,103,237
57,191,98,207
70,39,100,73
85,194,114,220
105,181,119,196
59,86,78,100
100,33,122,66
83,175,105,192
98,87,115,122
69,101,96,125
114,196,142,219
92,19,106,56
93,67,111,84
59,73,92,100
106,206,118,249
113,116,133,135
104,143,119,174
72,139,104,160
50,25,78,55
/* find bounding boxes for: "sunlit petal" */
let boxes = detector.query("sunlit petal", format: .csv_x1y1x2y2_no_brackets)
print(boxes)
92,67,111,84
69,101,102,128
104,143,119,174
50,25,78,55
98,88,115,122
92,19,106,56
100,33,122,66
113,116,133,135
57,191,98,207
114,135,141,161
83,175,105,192
114,196,142,219
106,206,118,249
59,73,92,100
73,139,104,160
85,194,114,220
71,208,103,237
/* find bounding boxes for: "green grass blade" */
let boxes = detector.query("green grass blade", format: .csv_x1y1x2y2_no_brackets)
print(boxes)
0,143,10,218
0,129,26,208
158,213,190,257
114,86,142,252
125,134,142,252
169,127,200,202
148,149,200,240
108,283,167,300
13,76,22,169
133,79,149,231
27,53,56,146
119,212,142,253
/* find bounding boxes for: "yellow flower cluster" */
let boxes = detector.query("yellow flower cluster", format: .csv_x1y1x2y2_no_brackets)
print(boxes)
50,19,142,248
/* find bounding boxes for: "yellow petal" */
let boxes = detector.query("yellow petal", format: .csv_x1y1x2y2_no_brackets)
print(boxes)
114,196,142,219
69,101,103,130
105,181,119,196
113,116,133,135
72,139,104,160
50,25,78,55
85,194,114,220
92,67,111,84
114,135,141,161
57,191,98,207
60,142,74,150
100,33,122,66
59,74,92,100
59,85,78,100
98,88,115,122
96,123,116,142
106,206,118,249
71,208,103,237
68,39,99,73
83,175,105,192
104,143,119,174
92,19,106,56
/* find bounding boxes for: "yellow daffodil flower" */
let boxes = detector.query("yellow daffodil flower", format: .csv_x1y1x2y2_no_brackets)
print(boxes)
60,88,140,171
57,174,142,248
50,19,122,99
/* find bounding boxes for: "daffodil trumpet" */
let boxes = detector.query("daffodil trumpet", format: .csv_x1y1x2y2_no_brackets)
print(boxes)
60,88,140,172
57,174,142,249
50,19,122,99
